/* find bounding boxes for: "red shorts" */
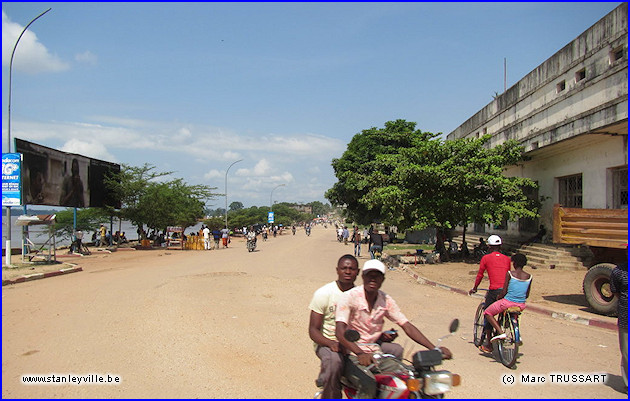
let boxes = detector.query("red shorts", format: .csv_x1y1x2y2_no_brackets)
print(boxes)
484,298,526,316
222,238,228,246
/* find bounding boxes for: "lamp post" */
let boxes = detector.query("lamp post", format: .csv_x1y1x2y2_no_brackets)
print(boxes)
4,8,52,267
270,184,286,212
224,159,243,230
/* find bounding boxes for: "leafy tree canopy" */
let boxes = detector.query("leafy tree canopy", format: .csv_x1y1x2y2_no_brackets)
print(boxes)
326,119,538,233
105,163,217,234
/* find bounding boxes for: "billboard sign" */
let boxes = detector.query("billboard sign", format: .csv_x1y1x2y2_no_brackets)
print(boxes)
268,211,275,224
2,153,22,207
14,138,121,208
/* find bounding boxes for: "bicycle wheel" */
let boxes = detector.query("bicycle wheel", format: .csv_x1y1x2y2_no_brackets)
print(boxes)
473,302,486,347
498,312,519,368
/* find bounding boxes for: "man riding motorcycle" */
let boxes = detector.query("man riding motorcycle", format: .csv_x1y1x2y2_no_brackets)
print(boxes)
335,260,453,398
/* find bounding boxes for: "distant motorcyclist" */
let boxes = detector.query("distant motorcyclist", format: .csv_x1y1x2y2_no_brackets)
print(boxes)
246,227,257,251
246,227,257,243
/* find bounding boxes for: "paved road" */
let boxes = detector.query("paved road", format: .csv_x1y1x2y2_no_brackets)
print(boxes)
2,225,626,398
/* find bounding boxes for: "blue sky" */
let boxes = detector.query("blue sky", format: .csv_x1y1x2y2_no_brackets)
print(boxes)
2,2,622,209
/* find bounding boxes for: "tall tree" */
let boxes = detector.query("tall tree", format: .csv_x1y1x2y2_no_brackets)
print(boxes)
327,120,538,241
105,164,217,235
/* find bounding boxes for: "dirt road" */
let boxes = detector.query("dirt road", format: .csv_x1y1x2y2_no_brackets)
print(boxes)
2,226,626,398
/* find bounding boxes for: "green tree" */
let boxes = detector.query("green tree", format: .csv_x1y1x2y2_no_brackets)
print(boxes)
310,201,331,217
202,217,225,231
326,119,434,226
326,120,538,243
105,163,217,236
51,208,110,241
229,201,244,211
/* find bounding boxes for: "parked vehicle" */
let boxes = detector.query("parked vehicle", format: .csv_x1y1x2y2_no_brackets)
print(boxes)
553,205,627,315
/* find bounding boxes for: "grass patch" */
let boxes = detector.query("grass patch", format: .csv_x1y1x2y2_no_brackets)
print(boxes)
384,243,435,256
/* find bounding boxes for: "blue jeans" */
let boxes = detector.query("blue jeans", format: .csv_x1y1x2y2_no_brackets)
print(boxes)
354,243,361,257
369,245,382,259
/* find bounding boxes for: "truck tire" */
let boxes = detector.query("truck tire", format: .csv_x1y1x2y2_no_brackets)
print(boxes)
583,263,618,316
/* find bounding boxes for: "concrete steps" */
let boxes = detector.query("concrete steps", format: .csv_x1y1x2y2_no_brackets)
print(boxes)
450,233,590,271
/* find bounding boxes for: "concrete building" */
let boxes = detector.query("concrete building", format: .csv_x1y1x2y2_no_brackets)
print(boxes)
447,3,627,238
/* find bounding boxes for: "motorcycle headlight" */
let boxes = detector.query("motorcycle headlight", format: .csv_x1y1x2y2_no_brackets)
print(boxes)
423,371,459,395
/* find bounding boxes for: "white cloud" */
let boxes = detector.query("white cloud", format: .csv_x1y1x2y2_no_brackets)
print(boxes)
203,169,223,180
58,138,116,161
2,11,69,73
3,115,339,207
252,159,272,176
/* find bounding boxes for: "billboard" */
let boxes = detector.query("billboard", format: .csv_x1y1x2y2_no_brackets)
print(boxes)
15,138,121,208
2,153,22,207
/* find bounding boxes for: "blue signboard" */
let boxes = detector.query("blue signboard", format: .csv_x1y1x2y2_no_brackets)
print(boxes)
2,153,22,207
268,211,275,224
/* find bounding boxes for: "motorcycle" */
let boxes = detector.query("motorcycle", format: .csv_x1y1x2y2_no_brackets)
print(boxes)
316,320,460,399
246,238,256,252
306,227,311,236
292,227,297,235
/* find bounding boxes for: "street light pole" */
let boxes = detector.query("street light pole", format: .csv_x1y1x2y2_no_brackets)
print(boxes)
270,184,286,212
4,8,52,267
224,159,243,229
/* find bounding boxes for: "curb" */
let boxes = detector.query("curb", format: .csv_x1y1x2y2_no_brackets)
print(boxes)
2,265,83,286
397,264,618,332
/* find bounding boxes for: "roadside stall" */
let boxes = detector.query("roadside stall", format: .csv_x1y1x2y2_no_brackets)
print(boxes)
16,214,57,263
166,226,184,250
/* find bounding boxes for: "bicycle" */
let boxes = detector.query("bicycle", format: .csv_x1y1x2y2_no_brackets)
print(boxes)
472,290,521,368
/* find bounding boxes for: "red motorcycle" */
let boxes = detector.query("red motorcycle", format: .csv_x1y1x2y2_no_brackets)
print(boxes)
316,320,460,399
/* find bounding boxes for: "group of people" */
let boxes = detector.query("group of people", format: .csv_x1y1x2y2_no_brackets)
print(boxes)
199,225,231,250
91,225,128,248
311,232,628,397
335,224,386,260
308,255,452,398
309,235,524,398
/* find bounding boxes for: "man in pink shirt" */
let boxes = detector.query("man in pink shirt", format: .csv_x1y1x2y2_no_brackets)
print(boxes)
469,234,511,352
336,260,452,398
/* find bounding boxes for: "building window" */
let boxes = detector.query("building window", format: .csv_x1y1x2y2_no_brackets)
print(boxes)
483,128,487,135
519,183,539,233
610,46,624,64
612,166,628,209
575,68,586,83
556,80,566,93
558,173,583,208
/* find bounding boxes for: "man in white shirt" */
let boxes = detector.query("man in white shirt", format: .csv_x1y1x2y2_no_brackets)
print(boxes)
202,226,211,250
308,255,359,398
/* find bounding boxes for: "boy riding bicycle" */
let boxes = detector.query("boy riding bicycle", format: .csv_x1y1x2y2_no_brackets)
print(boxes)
484,253,532,343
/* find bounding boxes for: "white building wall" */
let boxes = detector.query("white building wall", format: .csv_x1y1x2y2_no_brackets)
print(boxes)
504,135,627,233
450,4,627,236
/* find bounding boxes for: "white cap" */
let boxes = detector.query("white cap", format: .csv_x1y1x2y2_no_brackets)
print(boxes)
363,259,386,275
487,235,502,245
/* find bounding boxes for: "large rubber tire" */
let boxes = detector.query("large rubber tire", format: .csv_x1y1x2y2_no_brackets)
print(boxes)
583,263,618,316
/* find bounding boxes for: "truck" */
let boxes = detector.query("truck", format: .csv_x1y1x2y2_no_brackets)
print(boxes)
552,204,627,315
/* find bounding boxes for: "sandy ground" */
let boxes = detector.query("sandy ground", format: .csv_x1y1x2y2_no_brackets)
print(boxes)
4,244,615,325
394,258,617,325
2,229,626,398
